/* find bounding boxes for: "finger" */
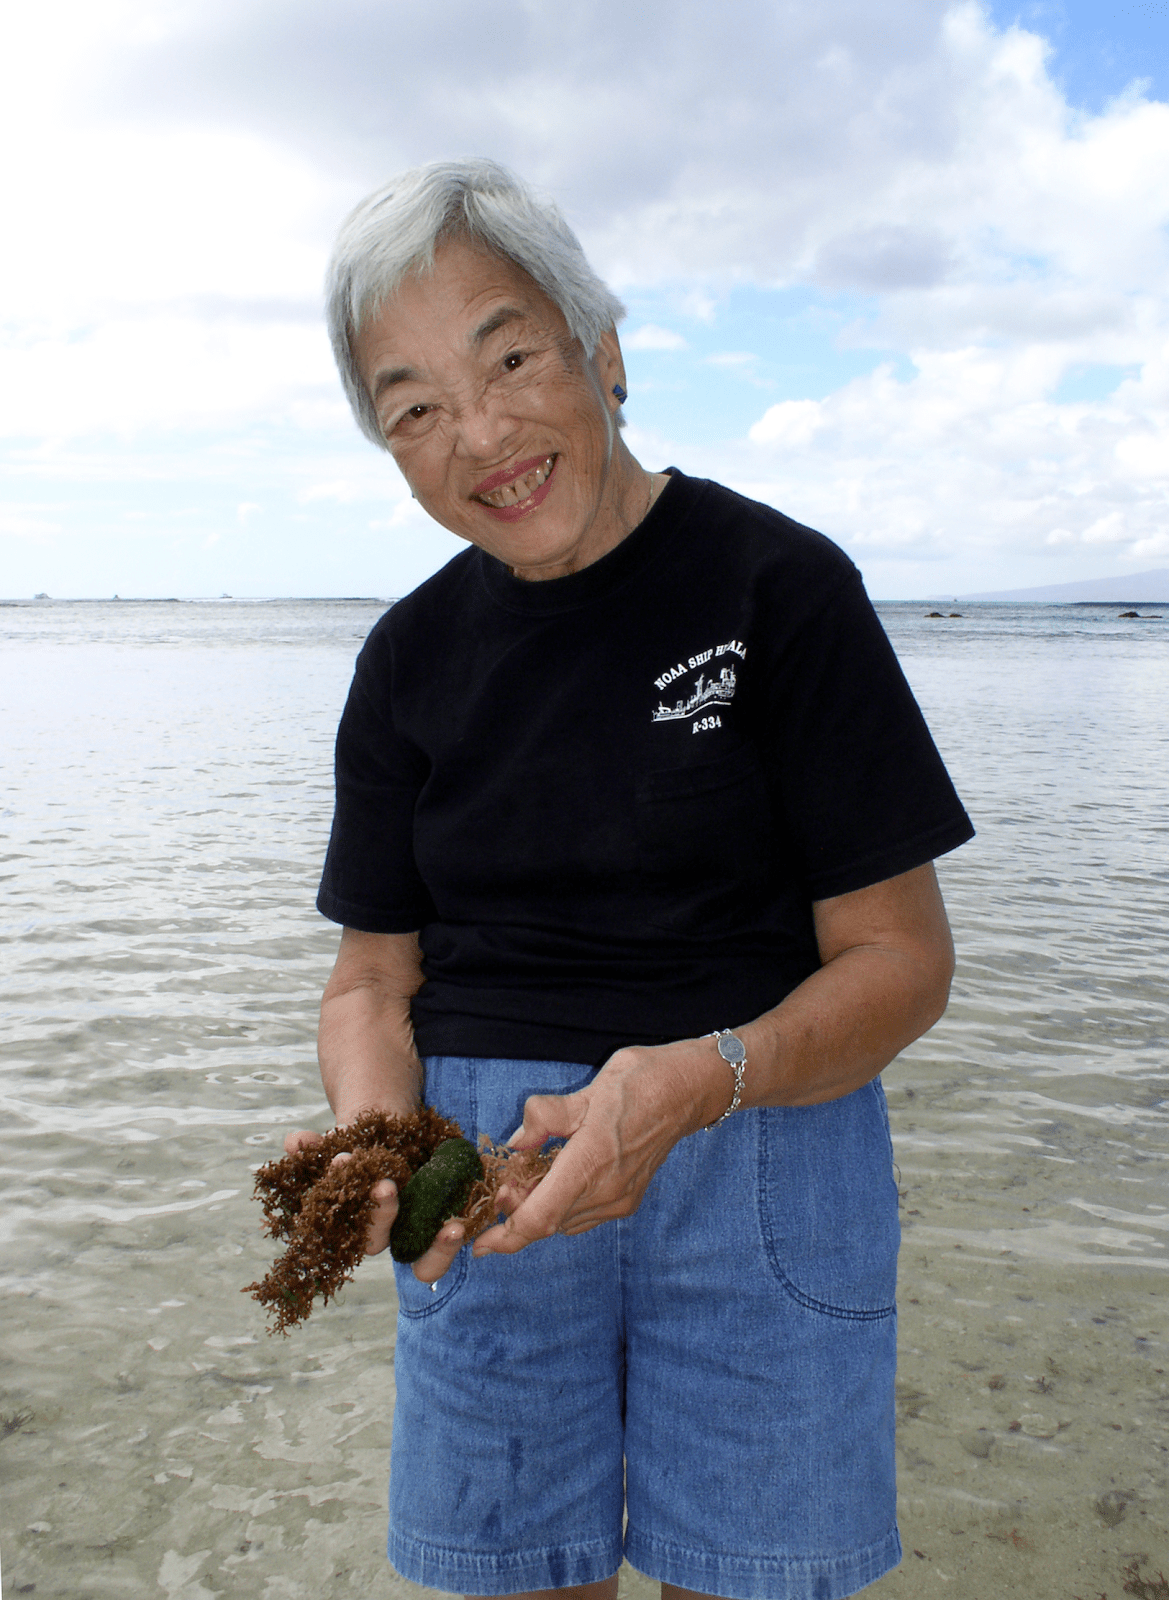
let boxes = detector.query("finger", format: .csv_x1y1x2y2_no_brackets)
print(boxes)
361,1177,400,1256
326,1153,399,1256
283,1128,325,1156
506,1090,589,1149
411,1220,465,1284
472,1148,591,1256
491,1183,535,1218
472,1209,552,1256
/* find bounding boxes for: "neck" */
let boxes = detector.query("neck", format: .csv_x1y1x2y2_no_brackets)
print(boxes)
507,444,666,582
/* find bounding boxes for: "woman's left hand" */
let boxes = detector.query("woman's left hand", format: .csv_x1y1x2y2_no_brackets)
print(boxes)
471,1037,727,1255
472,863,958,1256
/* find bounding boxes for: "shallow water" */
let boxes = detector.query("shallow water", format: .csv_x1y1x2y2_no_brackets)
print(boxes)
1,597,1166,1598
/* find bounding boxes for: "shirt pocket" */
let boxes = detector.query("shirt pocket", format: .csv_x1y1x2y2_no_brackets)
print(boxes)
634,743,773,932
757,1078,899,1319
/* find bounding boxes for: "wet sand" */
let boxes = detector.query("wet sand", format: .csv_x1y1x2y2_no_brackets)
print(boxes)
872,1239,1167,1597
2,1128,1165,1599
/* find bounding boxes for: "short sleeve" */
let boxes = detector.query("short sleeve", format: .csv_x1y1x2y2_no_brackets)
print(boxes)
761,573,974,900
316,667,436,933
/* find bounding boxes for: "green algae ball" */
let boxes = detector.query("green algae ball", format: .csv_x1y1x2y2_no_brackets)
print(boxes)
389,1138,484,1264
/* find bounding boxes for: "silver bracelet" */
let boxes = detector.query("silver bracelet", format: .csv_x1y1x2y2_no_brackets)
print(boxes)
704,1029,746,1129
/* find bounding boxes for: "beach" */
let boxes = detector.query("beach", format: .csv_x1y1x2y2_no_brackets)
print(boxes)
1,598,1166,1599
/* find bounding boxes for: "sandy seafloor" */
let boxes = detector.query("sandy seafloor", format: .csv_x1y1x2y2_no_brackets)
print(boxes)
1,597,1167,1599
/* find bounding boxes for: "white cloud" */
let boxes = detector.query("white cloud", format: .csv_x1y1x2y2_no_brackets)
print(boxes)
1,0,1167,595
299,480,366,506
748,400,826,448
624,324,688,351
814,226,956,291
721,344,1169,587
697,352,773,389
0,314,338,438
0,507,63,540
1082,511,1132,545
678,291,718,323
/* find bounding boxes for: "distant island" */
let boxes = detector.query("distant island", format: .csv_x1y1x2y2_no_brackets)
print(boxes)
957,568,1169,604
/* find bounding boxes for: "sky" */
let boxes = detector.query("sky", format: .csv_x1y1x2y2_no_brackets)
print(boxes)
1,0,1167,601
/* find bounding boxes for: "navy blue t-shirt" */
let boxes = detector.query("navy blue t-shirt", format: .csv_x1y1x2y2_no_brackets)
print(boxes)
317,470,973,1066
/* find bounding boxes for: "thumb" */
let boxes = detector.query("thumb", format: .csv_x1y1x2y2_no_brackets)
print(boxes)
507,1089,589,1149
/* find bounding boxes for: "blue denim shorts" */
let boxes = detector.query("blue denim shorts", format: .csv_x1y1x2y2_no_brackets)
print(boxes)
388,1057,901,1600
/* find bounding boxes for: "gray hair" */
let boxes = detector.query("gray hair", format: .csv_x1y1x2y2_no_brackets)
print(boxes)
326,158,627,450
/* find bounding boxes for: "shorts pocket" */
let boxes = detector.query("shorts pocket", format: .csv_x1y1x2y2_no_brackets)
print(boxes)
635,744,773,932
757,1078,899,1319
393,1244,470,1319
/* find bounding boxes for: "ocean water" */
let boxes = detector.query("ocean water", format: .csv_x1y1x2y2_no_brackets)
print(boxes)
1,596,1167,1598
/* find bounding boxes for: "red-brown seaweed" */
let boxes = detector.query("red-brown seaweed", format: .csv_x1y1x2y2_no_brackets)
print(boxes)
244,1108,557,1334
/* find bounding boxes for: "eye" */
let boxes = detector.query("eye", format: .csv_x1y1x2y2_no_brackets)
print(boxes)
502,351,527,372
385,404,431,435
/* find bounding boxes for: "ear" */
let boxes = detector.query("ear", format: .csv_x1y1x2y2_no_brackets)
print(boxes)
592,326,626,416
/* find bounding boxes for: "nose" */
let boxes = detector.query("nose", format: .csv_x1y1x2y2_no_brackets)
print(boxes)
450,383,521,463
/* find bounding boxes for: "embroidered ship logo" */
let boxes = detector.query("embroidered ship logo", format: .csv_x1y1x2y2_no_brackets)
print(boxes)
652,665,737,722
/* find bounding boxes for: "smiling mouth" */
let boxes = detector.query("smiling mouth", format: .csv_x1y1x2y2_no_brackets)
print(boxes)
473,455,556,509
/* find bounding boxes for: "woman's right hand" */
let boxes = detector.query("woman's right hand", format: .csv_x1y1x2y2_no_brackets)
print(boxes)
282,1128,466,1286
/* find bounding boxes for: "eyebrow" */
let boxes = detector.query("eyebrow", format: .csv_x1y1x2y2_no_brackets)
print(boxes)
372,364,421,403
472,306,528,345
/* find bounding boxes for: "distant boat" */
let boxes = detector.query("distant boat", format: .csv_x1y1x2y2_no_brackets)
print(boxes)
33,592,50,600
221,592,232,599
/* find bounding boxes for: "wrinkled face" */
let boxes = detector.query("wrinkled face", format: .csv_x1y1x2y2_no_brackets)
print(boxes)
354,236,629,580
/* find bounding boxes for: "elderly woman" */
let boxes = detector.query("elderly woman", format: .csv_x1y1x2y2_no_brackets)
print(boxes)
301,159,972,1600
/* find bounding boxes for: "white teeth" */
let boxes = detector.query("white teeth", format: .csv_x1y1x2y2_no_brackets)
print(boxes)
480,455,554,508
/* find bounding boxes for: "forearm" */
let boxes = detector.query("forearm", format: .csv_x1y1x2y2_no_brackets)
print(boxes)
638,862,956,1134
318,985,421,1122
317,929,426,1124
602,940,948,1152
735,939,951,1111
